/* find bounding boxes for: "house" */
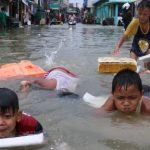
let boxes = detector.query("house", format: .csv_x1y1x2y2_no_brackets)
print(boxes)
0,0,70,27
0,0,38,27
93,0,136,25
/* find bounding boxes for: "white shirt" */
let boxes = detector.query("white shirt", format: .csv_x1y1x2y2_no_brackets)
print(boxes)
45,70,79,92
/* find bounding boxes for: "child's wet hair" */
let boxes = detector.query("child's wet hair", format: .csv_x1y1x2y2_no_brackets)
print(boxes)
0,88,19,115
112,69,143,94
137,0,150,9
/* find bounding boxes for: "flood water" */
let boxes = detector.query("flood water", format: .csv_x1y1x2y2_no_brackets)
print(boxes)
0,24,150,150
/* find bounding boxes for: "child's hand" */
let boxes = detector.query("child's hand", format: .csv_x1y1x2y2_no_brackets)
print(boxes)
140,69,150,76
112,47,120,55
21,80,32,86
20,80,32,92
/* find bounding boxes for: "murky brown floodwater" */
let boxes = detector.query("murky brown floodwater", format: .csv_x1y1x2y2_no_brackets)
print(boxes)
0,24,150,150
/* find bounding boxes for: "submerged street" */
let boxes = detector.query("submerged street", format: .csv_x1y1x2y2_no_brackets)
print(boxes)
0,24,150,150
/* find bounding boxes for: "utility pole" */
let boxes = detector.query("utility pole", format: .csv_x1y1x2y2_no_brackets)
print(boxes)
17,0,19,19
38,0,40,9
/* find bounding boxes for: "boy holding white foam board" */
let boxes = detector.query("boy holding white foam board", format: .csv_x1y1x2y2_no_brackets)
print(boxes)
0,88,43,138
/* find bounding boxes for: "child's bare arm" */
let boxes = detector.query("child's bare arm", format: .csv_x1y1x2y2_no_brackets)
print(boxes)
98,95,115,112
142,96,150,113
113,34,127,54
20,79,57,91
31,79,57,90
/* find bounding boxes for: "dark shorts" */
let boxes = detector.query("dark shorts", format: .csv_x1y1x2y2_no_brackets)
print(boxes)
130,48,148,57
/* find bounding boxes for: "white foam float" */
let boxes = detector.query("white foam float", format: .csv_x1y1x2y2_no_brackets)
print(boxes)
137,54,150,73
0,133,44,148
136,65,141,73
83,92,109,108
139,54,150,62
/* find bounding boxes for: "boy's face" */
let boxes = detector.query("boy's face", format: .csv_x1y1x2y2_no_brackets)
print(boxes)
0,108,21,138
138,7,150,24
113,85,143,113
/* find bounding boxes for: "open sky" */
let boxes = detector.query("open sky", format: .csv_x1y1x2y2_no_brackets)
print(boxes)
69,0,83,8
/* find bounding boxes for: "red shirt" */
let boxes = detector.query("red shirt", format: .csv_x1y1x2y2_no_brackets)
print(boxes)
17,112,43,136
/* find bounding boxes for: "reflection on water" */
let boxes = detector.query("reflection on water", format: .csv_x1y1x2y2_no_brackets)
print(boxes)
0,24,150,150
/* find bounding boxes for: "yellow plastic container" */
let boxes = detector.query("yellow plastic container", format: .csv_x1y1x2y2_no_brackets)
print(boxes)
98,57,137,73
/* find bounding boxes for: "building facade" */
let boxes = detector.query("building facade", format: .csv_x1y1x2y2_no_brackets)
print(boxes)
93,0,135,25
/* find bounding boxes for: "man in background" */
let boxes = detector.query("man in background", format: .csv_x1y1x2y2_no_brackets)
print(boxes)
0,7,7,30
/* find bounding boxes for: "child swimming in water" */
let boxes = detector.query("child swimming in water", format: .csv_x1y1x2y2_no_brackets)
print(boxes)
0,88,43,138
20,66,79,95
99,69,150,114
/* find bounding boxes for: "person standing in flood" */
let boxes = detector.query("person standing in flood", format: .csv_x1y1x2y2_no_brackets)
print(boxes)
113,0,150,68
121,3,133,30
0,7,7,30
